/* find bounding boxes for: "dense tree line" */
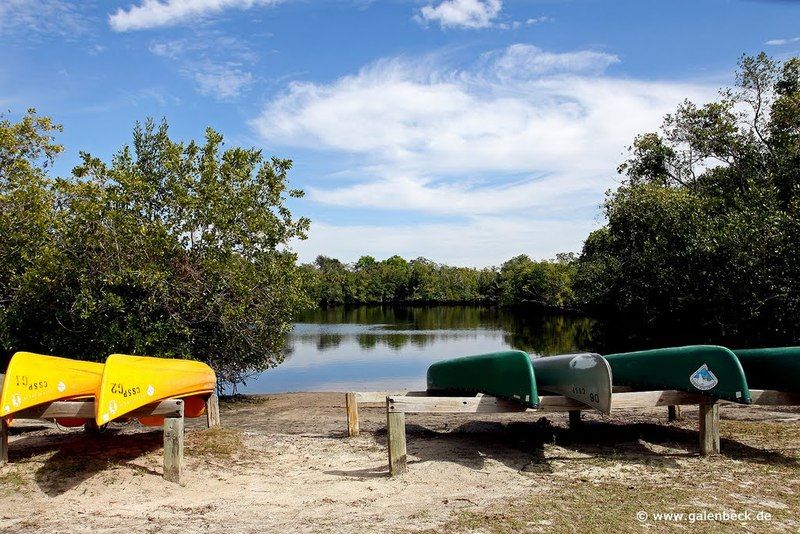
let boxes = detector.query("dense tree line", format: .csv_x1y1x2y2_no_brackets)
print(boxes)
576,53,800,343
300,253,577,309
0,113,309,386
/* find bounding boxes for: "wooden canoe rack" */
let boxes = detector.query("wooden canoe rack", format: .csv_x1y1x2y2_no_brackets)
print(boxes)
345,389,800,476
0,374,221,484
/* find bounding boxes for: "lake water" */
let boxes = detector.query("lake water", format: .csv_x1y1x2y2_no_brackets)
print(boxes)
237,306,597,394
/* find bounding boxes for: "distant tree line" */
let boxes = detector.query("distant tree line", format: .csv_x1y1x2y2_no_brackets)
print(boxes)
299,253,577,309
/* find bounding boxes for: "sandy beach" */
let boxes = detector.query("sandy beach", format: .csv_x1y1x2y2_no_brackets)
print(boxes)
1,393,799,533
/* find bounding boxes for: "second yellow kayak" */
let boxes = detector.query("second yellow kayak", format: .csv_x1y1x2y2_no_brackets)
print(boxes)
95,354,216,425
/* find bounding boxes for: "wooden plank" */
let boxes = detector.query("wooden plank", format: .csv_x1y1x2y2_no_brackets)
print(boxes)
163,402,185,484
14,399,184,420
748,390,800,406
345,392,359,437
389,395,530,414
668,405,683,422
386,405,407,476
0,417,8,466
355,391,428,403
205,394,220,429
699,403,720,455
387,390,720,414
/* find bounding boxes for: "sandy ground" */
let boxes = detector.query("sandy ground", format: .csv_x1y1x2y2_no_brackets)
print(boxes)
1,393,799,533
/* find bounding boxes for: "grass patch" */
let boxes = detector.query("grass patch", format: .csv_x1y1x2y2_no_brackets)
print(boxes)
220,394,270,405
186,427,245,458
0,470,25,495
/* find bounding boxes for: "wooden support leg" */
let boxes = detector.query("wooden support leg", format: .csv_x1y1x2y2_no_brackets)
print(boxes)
387,407,407,476
1,417,8,466
568,410,582,429
205,393,220,429
668,405,683,422
346,392,359,437
163,402,185,484
698,403,720,456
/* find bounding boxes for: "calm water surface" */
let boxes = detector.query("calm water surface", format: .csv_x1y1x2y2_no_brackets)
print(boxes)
238,306,596,394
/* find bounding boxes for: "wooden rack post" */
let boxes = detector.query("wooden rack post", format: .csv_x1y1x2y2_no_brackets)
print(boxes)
163,400,185,483
699,402,720,455
0,417,8,466
206,393,221,429
668,405,683,422
387,409,407,476
0,374,7,466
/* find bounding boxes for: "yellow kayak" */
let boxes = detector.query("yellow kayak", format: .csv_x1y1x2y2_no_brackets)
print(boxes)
1,352,104,419
96,354,216,425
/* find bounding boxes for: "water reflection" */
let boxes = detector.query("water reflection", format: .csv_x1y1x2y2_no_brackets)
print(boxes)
238,306,597,394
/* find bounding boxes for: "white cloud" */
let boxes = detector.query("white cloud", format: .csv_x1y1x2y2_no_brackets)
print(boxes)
0,0,90,40
490,43,619,76
149,36,256,100
253,44,717,263
110,0,283,32
765,37,800,46
417,0,502,29
526,16,552,25
194,65,253,98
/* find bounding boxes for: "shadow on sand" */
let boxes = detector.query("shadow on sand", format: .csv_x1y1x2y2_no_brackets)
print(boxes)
8,428,164,496
328,417,798,479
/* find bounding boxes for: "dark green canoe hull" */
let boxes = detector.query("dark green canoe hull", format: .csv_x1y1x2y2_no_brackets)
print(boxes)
426,350,539,407
605,345,751,404
531,353,612,414
733,347,800,392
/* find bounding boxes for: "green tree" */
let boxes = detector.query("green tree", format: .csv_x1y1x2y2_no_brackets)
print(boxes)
577,53,800,341
2,117,310,388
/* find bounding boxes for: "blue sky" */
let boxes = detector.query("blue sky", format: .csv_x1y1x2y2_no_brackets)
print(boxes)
2,0,799,266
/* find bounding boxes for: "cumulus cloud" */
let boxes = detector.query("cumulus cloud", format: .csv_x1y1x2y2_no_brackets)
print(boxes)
110,0,283,31
252,44,717,264
417,0,503,29
765,37,800,46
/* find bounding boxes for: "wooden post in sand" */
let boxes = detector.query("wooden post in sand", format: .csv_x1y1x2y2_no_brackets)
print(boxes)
568,410,582,429
667,405,683,422
698,402,720,455
386,398,407,476
0,373,6,465
163,400,185,484
346,392,359,437
0,417,8,466
206,393,221,429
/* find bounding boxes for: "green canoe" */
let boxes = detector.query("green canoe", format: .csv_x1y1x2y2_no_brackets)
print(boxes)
426,350,539,407
732,347,800,392
605,345,751,403
531,353,613,414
